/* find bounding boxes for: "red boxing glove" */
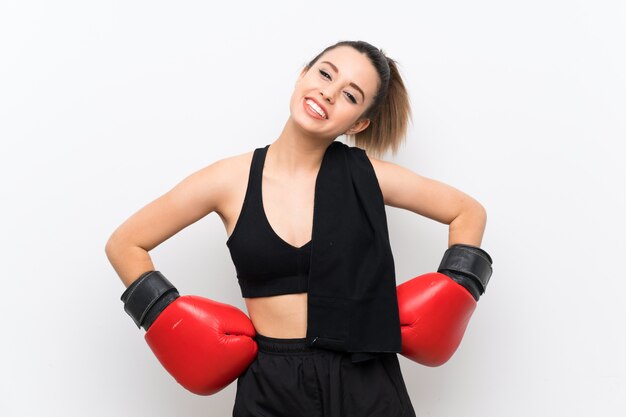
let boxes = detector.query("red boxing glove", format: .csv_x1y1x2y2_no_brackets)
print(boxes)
121,271,257,395
397,272,477,366
397,244,492,366
145,295,257,395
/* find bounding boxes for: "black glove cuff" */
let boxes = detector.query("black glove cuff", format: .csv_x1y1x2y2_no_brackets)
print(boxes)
120,270,179,330
443,271,482,301
142,291,180,331
437,244,493,296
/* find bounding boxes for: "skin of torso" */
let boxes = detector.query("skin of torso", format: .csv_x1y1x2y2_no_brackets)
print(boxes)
215,150,318,338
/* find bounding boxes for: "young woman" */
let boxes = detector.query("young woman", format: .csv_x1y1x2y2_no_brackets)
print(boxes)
106,40,490,417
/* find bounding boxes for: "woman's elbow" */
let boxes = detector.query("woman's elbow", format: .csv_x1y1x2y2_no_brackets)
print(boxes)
473,200,487,229
104,230,128,261
465,198,487,236
104,233,120,261
449,198,487,247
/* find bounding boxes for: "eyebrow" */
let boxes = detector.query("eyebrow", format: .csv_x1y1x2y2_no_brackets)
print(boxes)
320,60,366,101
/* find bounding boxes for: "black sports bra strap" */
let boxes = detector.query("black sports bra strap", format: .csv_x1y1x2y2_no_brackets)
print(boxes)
255,144,269,176
249,145,269,203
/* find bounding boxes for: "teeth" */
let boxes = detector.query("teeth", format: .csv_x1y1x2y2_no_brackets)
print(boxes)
306,99,326,118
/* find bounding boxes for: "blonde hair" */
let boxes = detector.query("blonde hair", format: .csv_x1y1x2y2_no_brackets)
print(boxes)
306,41,412,159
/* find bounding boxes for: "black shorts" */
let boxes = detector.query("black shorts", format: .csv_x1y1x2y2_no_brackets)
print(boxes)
233,332,417,417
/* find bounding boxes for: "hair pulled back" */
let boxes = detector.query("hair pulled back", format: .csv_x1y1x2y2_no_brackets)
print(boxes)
305,40,411,159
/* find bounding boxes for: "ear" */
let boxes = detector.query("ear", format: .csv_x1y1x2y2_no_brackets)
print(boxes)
345,118,371,135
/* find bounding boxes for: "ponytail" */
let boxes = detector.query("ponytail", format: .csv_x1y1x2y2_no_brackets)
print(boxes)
350,57,411,159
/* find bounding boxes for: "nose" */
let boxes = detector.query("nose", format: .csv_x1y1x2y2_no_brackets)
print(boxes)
319,86,337,104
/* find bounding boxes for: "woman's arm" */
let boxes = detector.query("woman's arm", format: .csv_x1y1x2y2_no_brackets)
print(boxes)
104,157,233,288
367,156,487,247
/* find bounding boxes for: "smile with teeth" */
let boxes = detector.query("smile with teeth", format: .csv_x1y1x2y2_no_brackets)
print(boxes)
305,99,327,119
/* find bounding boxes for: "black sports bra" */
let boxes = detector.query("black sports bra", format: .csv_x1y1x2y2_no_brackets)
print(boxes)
226,145,312,297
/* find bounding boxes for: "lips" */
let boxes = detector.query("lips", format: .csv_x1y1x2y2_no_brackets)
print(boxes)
304,97,328,119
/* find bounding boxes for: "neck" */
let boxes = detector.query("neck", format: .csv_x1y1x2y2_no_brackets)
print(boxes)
267,117,338,176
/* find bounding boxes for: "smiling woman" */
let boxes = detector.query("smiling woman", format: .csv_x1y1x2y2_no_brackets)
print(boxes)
284,41,411,160
106,39,491,417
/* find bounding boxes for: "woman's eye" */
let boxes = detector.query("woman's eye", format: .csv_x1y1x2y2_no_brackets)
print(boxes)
319,69,356,104
319,69,331,79
345,92,357,104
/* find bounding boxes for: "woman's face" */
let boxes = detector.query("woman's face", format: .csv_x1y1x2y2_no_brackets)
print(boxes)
289,45,380,140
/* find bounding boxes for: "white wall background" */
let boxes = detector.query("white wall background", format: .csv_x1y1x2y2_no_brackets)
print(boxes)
1,1,624,416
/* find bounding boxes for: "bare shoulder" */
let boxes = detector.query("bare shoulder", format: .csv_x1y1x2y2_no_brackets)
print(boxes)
365,155,410,207
197,149,255,212
365,155,482,224
207,149,254,180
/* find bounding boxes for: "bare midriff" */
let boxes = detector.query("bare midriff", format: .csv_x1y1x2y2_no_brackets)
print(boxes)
243,293,309,338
